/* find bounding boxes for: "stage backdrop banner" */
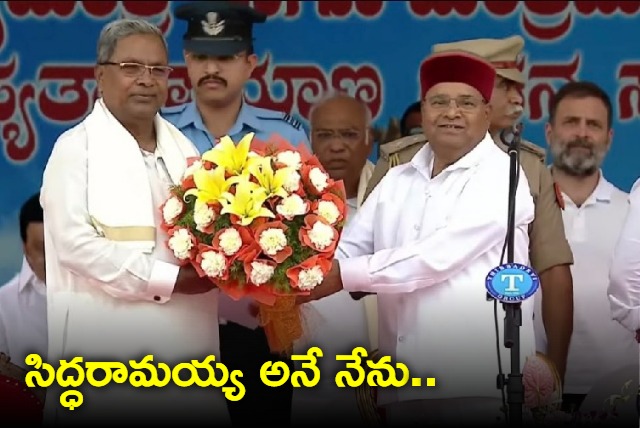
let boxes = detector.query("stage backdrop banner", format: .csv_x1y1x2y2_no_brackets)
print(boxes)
1,1,639,283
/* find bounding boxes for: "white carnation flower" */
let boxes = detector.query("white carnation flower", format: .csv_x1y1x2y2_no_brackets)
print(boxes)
297,266,324,291
162,196,183,225
168,229,193,260
258,228,287,256
275,151,302,170
194,203,216,232
218,228,242,256
250,261,275,286
184,160,203,178
308,221,334,250
309,167,329,192
315,200,340,225
200,251,226,278
275,194,308,219
282,170,301,193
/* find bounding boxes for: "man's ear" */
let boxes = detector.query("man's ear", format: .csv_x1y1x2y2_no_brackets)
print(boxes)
365,128,374,157
94,65,104,96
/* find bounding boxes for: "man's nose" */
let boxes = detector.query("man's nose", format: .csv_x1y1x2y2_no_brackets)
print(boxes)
443,103,462,119
508,86,523,105
204,59,221,74
328,137,347,152
136,70,154,86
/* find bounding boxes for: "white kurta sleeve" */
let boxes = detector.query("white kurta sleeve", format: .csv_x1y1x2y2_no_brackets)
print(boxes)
41,130,178,303
335,177,380,261
339,166,534,294
608,179,640,332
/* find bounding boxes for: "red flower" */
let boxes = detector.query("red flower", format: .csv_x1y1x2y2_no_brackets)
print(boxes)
286,254,333,291
301,157,335,196
192,243,230,281
166,227,198,265
310,192,347,226
159,193,185,233
243,257,277,287
299,214,339,254
253,221,293,264
212,225,255,261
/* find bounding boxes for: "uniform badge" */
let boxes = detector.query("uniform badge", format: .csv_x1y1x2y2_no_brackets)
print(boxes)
554,182,565,210
282,113,301,130
202,12,225,36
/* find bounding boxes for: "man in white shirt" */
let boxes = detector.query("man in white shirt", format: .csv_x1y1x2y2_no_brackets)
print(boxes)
291,92,374,424
299,51,537,426
533,81,638,413
0,193,47,370
40,19,229,426
609,179,640,339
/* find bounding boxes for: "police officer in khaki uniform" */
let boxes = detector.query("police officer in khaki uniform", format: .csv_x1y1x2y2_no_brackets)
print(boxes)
362,36,574,382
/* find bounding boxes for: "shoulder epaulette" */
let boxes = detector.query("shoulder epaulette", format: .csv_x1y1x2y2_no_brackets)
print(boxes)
520,139,546,163
380,134,428,161
280,112,302,130
252,106,303,131
160,104,188,115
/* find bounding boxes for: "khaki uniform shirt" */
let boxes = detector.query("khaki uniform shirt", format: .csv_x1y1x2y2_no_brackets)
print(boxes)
365,134,573,274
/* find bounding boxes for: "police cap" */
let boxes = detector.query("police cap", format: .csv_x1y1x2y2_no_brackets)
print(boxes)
174,1,267,56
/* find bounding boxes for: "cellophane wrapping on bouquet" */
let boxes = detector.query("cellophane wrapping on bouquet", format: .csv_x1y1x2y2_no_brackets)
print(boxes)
160,132,347,355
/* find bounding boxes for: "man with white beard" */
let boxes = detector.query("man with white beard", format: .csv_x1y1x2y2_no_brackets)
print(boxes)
534,81,638,413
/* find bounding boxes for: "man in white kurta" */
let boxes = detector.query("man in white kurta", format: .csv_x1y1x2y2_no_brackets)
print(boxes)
0,257,47,371
609,177,640,344
299,52,537,425
292,92,375,425
0,192,48,371
40,19,229,426
532,81,638,412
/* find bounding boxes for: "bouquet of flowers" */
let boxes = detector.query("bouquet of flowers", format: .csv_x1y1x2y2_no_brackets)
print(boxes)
160,132,347,355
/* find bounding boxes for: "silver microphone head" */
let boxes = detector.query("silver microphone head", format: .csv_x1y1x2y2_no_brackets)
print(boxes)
500,123,524,146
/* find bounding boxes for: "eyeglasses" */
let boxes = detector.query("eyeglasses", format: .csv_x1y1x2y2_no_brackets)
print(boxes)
425,95,485,112
99,62,173,79
311,129,365,144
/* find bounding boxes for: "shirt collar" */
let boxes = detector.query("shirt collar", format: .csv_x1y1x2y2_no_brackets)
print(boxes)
550,167,615,207
18,257,45,295
410,131,495,178
177,97,262,136
585,170,615,205
228,101,262,136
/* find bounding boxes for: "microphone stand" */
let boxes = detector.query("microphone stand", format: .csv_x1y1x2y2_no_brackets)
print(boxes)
501,124,524,426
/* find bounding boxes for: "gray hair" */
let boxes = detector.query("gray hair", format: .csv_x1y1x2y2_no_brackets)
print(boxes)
96,19,167,63
309,90,372,125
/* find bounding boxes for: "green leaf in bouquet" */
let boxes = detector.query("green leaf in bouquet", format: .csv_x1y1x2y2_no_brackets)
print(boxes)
215,214,232,230
229,260,245,284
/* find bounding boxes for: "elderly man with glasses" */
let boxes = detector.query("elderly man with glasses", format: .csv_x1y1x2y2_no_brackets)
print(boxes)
40,18,230,426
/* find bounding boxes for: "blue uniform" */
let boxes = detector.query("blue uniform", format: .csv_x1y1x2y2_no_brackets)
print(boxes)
161,100,309,154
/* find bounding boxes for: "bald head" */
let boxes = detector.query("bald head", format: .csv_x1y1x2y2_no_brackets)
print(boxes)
309,91,373,198
310,92,370,126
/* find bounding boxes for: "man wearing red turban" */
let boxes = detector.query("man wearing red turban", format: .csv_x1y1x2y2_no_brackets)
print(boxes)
299,51,538,426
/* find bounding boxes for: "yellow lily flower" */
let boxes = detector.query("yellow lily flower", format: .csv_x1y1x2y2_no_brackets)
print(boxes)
219,179,275,226
183,165,232,208
202,133,257,175
248,157,292,199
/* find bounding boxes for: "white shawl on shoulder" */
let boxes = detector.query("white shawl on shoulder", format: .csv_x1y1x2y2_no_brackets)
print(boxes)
84,99,198,250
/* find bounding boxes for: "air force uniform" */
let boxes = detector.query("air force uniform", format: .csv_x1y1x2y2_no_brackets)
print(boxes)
162,101,309,154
